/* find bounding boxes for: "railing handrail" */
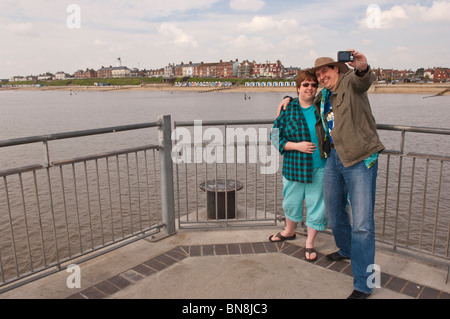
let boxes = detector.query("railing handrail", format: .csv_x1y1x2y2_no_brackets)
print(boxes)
0,116,448,292
376,124,450,135
1,121,449,149
175,120,450,135
0,115,176,292
0,122,160,148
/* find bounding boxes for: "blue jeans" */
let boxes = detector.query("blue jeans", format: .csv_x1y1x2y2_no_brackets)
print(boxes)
324,149,378,294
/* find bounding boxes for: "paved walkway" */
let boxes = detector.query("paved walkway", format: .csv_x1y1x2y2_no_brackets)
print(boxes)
1,226,449,301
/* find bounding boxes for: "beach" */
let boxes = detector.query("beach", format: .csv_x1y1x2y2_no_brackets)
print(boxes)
1,83,449,95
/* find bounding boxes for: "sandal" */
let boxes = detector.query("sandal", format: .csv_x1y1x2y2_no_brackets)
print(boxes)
305,248,317,262
269,232,296,242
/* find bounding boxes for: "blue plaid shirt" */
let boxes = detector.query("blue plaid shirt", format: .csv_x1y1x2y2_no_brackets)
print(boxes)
270,98,320,183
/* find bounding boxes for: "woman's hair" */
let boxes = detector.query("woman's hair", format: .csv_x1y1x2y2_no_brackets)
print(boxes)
296,70,318,92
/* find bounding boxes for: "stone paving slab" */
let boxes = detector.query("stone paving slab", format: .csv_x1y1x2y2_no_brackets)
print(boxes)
67,241,450,300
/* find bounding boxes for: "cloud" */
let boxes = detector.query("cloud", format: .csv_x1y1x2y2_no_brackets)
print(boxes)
224,34,274,52
281,34,315,48
359,1,450,29
6,22,39,37
230,0,265,11
238,16,298,34
413,0,450,22
157,23,199,47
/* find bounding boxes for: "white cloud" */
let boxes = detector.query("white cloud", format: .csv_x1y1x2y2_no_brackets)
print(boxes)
238,16,298,34
281,34,315,48
224,34,274,52
381,5,409,28
158,23,199,47
359,1,450,29
230,0,265,11
94,39,108,46
6,22,39,37
411,0,450,22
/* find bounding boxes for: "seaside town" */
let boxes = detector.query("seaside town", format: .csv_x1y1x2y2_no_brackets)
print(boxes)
2,57,450,86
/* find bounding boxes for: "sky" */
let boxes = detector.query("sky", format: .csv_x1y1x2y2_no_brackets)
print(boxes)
1,0,449,79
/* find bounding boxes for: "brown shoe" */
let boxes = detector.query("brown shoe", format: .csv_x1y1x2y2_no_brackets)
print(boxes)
326,251,350,261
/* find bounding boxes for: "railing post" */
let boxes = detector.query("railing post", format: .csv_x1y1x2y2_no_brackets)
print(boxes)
158,115,176,235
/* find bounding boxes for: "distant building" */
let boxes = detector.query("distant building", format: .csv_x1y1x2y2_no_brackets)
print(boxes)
424,69,434,80
55,71,72,80
433,68,449,83
284,66,301,78
214,59,238,78
252,60,284,78
85,69,97,78
111,66,131,78
75,68,98,79
97,66,112,78
10,76,26,82
37,73,53,81
172,60,238,78
193,62,216,77
97,66,131,78
164,64,175,78
237,60,254,78
183,62,201,77
147,68,164,77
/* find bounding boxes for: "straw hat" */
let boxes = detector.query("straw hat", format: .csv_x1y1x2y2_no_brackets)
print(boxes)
308,57,349,75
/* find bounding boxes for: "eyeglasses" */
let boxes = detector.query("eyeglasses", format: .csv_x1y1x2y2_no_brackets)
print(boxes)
301,82,318,88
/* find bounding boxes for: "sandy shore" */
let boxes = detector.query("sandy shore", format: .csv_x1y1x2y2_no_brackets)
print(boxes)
2,83,449,95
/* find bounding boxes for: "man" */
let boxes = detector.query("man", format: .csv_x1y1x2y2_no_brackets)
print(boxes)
278,50,384,299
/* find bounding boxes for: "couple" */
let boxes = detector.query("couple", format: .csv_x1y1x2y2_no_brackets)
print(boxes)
269,50,385,299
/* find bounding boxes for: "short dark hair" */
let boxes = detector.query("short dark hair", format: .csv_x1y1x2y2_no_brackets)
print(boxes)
296,70,318,92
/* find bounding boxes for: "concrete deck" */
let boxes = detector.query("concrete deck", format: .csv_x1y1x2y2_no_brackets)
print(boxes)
1,225,449,301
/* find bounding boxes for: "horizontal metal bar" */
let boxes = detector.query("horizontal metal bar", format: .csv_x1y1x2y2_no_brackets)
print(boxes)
0,122,160,148
380,150,450,161
175,119,275,127
381,149,402,155
175,141,272,147
406,152,450,161
377,124,450,135
51,144,160,166
174,121,450,136
0,164,44,177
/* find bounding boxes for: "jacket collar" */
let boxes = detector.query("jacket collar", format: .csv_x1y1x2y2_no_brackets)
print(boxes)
332,73,345,93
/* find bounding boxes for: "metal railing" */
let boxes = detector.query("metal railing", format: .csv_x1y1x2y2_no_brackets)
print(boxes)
375,124,450,262
0,115,175,292
173,119,280,228
0,114,449,292
173,120,450,263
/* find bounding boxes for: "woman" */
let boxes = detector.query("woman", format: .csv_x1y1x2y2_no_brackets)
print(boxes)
268,70,326,262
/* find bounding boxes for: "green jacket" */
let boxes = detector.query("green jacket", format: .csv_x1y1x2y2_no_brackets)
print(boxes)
314,67,385,167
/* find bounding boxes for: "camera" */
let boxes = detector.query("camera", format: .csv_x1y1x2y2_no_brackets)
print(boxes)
337,51,354,62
